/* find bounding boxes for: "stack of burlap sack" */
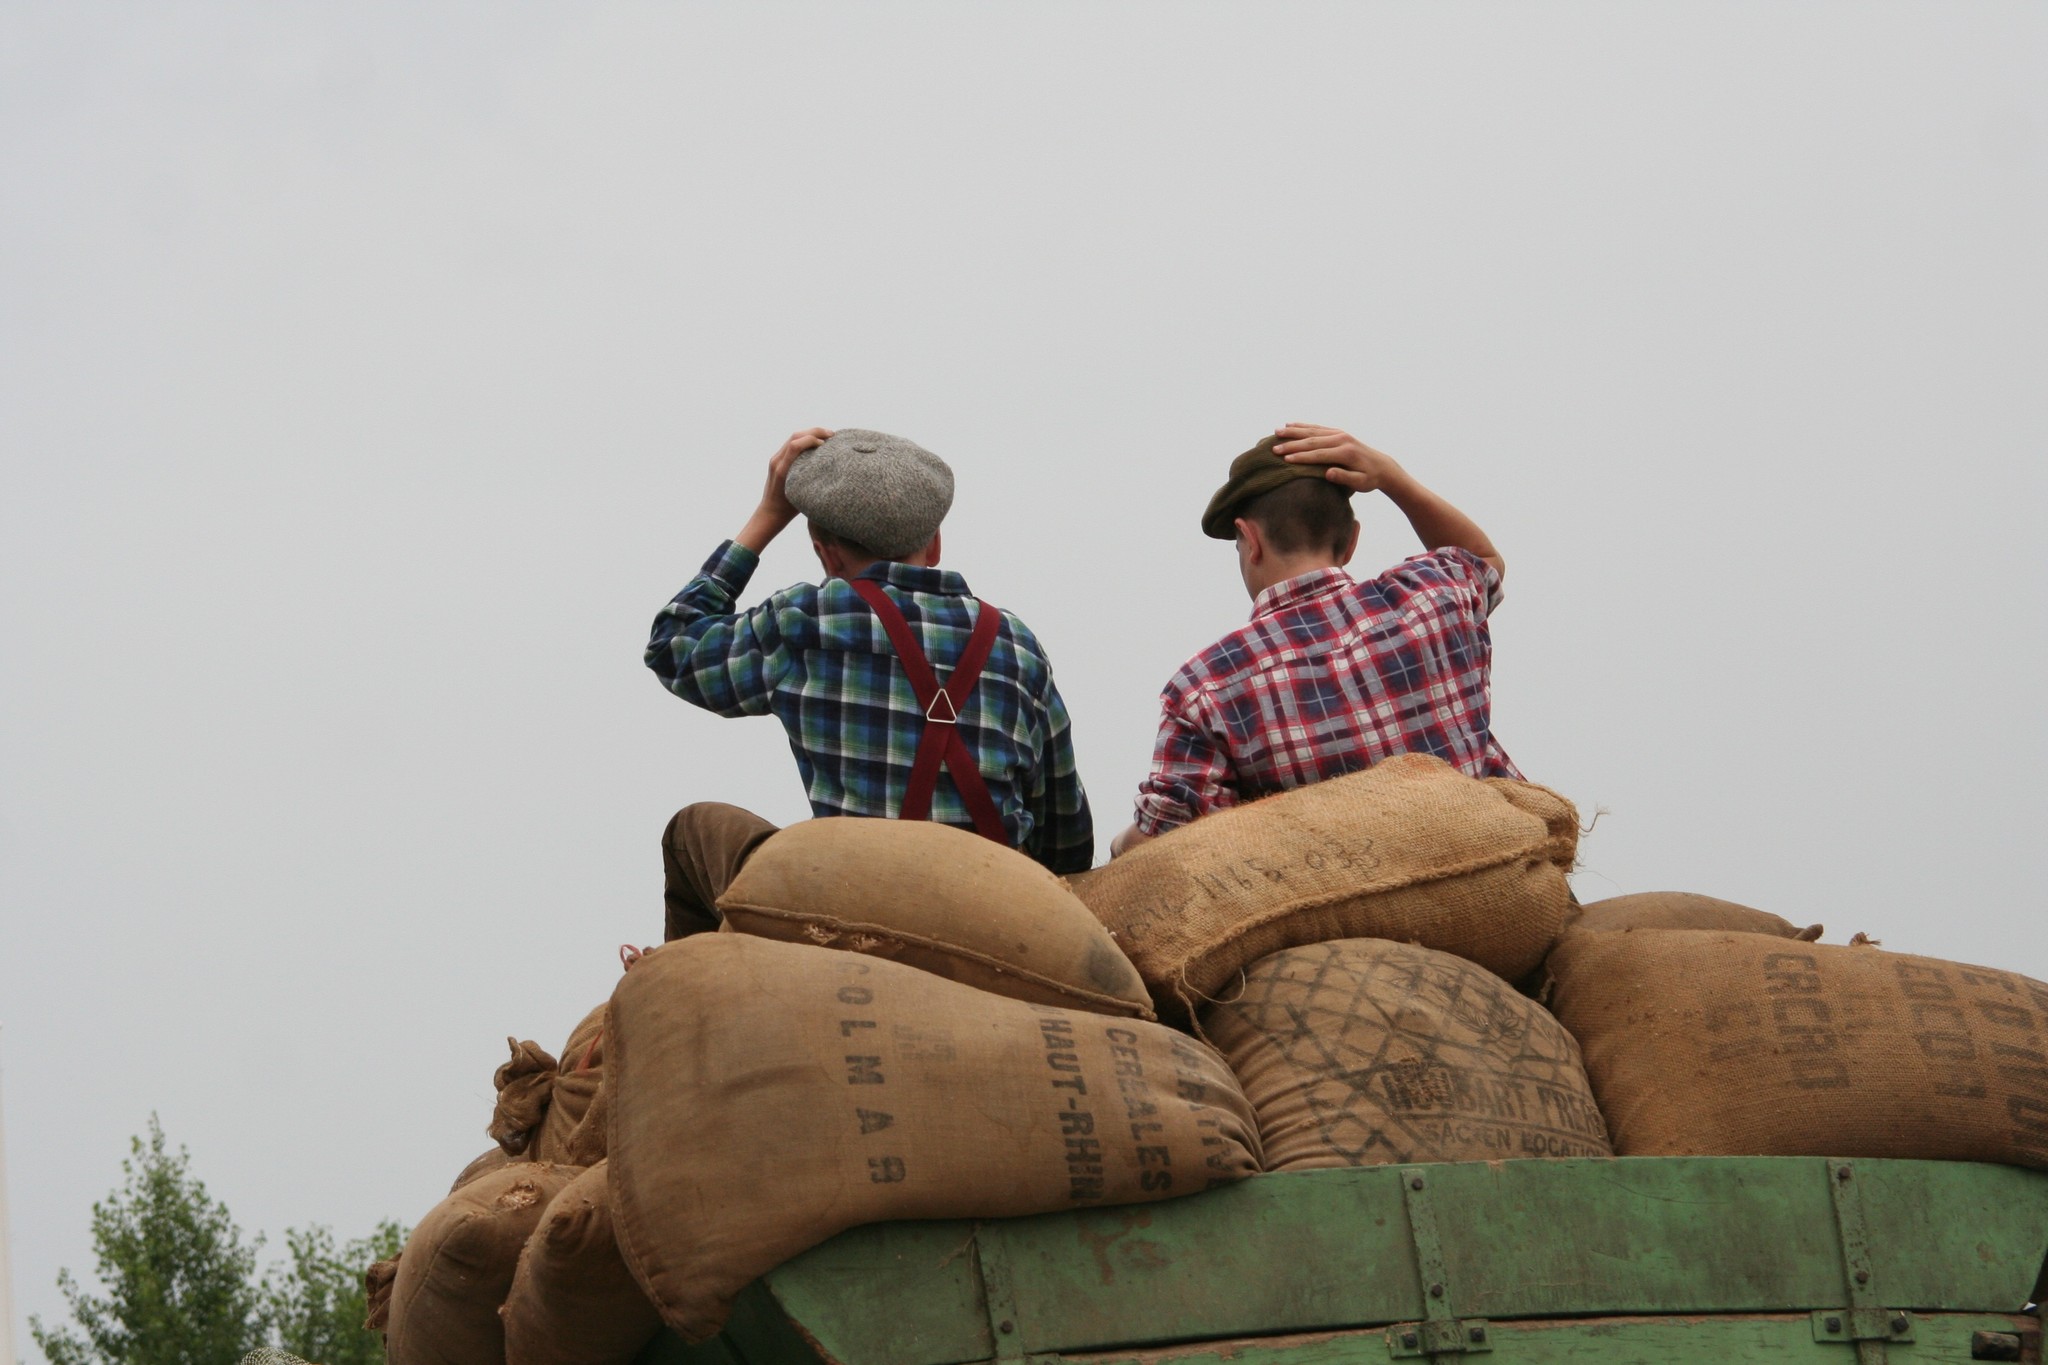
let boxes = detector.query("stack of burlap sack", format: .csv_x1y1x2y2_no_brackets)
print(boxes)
372,752,2048,1363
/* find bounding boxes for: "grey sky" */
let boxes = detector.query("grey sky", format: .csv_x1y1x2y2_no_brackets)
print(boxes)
3,3,2044,1352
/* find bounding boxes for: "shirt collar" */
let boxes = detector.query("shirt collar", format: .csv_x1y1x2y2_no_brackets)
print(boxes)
1251,566,1354,620
855,560,974,598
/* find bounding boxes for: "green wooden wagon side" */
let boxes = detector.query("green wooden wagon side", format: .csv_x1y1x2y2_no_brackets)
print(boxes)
635,1157,2048,1364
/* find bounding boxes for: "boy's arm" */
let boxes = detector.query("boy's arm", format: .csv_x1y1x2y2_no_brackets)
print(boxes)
644,543,792,716
1114,699,1238,857
733,427,833,553
644,429,832,714
1028,686,1095,875
1273,423,1505,586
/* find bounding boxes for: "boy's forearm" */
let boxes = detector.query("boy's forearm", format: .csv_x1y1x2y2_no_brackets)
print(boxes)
1380,471,1504,577
735,506,793,554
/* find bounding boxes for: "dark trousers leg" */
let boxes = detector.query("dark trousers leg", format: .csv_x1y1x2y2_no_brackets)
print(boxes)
661,802,780,941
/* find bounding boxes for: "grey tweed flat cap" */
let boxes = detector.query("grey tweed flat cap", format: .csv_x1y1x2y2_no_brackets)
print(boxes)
786,429,954,559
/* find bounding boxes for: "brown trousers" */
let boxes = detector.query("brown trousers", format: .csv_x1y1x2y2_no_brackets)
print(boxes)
661,802,781,941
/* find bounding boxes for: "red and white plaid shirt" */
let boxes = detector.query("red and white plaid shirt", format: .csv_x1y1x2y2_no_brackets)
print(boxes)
1133,548,1521,835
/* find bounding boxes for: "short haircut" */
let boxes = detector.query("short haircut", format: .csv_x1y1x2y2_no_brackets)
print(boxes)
811,524,887,562
1237,477,1356,557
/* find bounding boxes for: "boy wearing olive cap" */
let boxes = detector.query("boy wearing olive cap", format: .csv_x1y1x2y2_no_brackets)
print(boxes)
647,427,1094,939
1111,423,1517,856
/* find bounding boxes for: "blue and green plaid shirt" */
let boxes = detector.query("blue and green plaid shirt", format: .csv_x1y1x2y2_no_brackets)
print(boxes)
647,541,1095,873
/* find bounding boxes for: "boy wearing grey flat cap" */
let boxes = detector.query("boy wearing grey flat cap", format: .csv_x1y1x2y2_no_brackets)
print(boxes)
1111,422,1517,857
646,427,1094,940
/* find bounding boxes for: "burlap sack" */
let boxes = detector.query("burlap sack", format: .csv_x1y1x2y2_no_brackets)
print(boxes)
554,1070,610,1168
488,1005,606,1162
450,1147,517,1194
1075,755,1578,1018
502,1162,660,1365
1486,774,1580,861
488,1040,556,1156
364,1255,400,1331
716,818,1155,1018
1204,939,1610,1169
532,1005,606,1163
609,934,1261,1342
497,1162,651,1365
1549,930,2048,1168
1568,891,1821,941
385,1162,582,1365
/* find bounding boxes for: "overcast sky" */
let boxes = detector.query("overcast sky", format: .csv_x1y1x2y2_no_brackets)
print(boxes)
3,3,2045,1353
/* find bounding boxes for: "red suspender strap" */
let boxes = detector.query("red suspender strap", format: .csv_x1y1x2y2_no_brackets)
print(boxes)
849,579,1008,844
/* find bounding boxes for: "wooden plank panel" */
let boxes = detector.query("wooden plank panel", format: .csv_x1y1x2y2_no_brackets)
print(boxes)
1068,1312,2040,1364
989,1172,1416,1349
979,1159,2048,1355
1857,1158,2048,1307
745,1219,992,1365
748,1158,2048,1363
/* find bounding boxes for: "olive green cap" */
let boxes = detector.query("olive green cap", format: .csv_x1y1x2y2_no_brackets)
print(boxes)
1200,435,1346,540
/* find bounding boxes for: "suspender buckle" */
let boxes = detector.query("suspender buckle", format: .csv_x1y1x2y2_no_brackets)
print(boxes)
925,691,960,724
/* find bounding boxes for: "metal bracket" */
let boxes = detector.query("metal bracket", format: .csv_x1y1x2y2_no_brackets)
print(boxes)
1824,1160,1915,1364
974,1223,1028,1363
1811,1309,1917,1344
1387,1169,1493,1357
1387,1319,1494,1358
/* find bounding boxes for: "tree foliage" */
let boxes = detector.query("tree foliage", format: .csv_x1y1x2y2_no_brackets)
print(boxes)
31,1117,408,1365
31,1117,263,1365
259,1220,407,1365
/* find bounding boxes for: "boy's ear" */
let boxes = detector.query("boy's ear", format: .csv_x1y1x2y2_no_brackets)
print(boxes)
810,527,840,579
923,529,942,568
1339,520,1361,566
1234,516,1264,563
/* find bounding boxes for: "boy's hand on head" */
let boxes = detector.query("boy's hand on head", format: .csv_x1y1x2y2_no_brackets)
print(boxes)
1273,423,1409,496
761,427,834,521
1277,424,1501,580
737,427,834,553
